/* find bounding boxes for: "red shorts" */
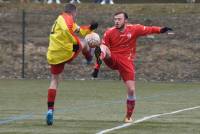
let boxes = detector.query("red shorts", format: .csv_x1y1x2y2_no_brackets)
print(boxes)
50,62,66,75
104,54,135,81
50,45,81,75
50,52,78,75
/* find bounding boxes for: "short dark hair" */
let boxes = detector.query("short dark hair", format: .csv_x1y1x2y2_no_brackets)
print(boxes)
64,4,76,13
114,11,128,19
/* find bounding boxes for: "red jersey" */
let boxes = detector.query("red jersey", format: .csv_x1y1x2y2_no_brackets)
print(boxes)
102,24,161,60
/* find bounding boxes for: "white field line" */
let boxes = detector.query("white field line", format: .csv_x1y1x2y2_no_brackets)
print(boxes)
96,105,200,134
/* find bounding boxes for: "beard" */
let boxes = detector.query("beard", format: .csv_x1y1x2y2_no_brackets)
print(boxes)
115,23,125,31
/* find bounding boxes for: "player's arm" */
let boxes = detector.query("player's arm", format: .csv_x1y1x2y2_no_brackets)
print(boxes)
134,24,172,36
160,27,173,33
74,21,98,37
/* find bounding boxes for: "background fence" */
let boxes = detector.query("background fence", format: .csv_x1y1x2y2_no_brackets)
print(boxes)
3,0,200,3
0,3,199,81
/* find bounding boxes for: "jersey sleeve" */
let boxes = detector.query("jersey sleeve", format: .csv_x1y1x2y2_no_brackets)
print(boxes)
73,23,92,37
134,24,161,37
101,30,110,47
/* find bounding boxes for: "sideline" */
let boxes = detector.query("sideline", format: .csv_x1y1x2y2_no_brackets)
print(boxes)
0,114,33,125
96,105,200,134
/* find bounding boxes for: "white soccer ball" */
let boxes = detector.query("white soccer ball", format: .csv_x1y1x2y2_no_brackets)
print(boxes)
85,32,100,48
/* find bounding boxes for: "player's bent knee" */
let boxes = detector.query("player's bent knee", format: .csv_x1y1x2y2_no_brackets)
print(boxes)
101,44,111,58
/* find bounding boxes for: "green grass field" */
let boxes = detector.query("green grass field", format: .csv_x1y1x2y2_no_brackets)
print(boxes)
0,79,200,134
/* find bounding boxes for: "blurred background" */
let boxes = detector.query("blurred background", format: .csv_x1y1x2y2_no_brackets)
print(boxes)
0,0,199,82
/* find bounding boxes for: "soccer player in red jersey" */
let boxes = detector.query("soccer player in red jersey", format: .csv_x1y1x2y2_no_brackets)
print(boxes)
92,11,172,123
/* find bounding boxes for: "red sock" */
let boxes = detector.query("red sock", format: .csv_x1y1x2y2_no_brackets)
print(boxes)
94,63,101,69
126,99,135,119
47,89,57,110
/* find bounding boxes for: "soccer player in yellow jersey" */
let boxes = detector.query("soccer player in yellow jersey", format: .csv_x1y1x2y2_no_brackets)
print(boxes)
46,3,98,125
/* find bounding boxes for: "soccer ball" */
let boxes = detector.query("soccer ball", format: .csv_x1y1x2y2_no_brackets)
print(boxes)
85,32,100,48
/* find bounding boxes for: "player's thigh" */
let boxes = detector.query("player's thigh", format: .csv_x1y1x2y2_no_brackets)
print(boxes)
118,60,135,81
104,55,118,70
80,39,87,51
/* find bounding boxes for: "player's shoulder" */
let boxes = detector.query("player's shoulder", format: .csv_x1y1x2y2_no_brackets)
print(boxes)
127,24,146,31
104,26,115,35
127,24,143,28
57,15,64,22
106,26,115,32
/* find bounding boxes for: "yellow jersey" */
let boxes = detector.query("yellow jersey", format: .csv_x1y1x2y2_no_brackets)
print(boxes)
47,12,91,65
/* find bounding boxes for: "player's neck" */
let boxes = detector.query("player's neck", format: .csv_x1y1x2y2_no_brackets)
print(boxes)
118,24,126,32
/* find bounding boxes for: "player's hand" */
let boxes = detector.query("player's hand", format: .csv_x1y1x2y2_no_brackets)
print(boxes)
90,21,98,30
92,68,99,78
160,27,173,33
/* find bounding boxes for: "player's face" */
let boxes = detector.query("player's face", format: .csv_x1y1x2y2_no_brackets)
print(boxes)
72,10,77,20
114,14,126,30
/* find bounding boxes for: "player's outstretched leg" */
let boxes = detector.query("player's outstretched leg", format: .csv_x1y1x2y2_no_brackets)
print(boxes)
94,46,102,65
81,39,95,65
82,47,95,65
